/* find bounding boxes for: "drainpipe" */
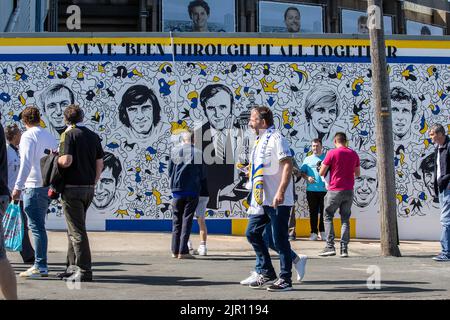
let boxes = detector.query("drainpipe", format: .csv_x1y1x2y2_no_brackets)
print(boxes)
139,0,148,31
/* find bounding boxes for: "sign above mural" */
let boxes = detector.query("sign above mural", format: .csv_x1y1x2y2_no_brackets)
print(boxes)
0,35,449,240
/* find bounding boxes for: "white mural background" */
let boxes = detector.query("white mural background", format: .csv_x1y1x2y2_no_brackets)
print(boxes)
0,39,448,240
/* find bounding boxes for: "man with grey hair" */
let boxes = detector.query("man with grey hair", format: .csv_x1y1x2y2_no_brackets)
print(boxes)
169,129,207,259
428,123,450,261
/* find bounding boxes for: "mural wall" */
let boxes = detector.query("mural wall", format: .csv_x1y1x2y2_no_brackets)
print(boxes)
0,35,448,240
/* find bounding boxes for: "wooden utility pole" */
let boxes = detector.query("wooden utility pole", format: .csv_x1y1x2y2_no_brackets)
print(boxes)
367,0,401,257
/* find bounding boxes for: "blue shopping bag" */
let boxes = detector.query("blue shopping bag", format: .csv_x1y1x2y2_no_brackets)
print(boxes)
2,202,24,252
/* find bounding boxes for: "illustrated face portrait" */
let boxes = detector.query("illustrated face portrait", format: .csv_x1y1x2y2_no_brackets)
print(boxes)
310,102,337,134
423,170,434,195
191,5,209,30
127,99,154,134
285,9,300,33
93,167,117,209
354,170,377,207
204,91,232,130
45,89,72,130
391,100,413,138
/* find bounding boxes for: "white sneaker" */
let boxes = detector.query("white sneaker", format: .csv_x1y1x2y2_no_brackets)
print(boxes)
19,266,49,278
197,244,207,256
187,240,194,253
294,255,308,282
319,232,326,241
240,271,259,285
309,233,318,241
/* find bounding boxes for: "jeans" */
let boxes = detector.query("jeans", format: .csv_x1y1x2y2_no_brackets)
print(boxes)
23,187,50,269
246,206,292,281
171,196,199,255
61,186,95,275
324,190,353,249
438,189,450,257
262,222,298,263
307,191,326,234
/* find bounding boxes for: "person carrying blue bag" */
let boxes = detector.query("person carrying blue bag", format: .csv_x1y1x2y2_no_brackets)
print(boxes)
2,201,24,252
0,119,18,299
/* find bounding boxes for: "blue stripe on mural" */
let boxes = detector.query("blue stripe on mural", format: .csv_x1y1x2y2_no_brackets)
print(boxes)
105,219,232,234
0,54,449,64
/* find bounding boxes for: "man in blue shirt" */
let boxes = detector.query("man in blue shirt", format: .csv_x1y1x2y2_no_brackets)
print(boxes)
300,139,327,241
169,129,207,259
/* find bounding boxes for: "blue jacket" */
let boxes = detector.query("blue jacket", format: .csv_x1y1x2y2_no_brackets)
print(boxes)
168,143,207,195
434,135,450,196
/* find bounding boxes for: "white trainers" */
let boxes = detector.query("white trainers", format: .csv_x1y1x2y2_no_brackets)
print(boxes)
197,244,207,256
187,240,194,254
240,271,259,285
294,255,308,282
19,266,49,278
309,233,318,241
318,232,326,241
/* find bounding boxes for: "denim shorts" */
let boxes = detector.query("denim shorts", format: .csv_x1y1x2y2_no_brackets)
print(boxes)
0,195,10,260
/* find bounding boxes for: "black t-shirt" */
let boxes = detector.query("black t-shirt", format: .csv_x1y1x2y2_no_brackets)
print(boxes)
59,125,104,185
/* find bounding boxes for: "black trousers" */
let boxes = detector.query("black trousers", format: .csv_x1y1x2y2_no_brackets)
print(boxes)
306,191,326,234
61,187,95,275
171,196,199,255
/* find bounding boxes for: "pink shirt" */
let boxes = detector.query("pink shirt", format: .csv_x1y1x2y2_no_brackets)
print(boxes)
322,147,360,191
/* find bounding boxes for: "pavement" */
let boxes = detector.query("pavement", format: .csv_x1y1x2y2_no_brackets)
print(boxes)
5,231,450,300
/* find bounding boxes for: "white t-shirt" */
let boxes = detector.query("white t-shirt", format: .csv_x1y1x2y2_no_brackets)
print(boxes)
14,126,58,190
252,130,294,206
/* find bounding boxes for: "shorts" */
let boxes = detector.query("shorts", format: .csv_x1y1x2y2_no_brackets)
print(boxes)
195,196,209,218
0,195,10,261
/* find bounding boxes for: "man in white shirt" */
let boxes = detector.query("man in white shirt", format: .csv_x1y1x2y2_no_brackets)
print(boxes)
5,124,35,264
12,106,58,278
244,106,303,292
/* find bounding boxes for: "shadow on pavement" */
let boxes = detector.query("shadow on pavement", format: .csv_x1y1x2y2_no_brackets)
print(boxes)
92,275,237,286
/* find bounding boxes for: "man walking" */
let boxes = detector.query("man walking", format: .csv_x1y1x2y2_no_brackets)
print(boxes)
428,124,450,261
12,106,58,278
245,106,300,292
0,121,18,299
169,129,207,259
300,139,327,241
57,105,104,281
318,132,360,257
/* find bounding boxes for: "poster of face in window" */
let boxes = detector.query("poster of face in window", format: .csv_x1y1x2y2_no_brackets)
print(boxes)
259,1,324,33
162,0,235,32
341,9,393,34
406,20,444,35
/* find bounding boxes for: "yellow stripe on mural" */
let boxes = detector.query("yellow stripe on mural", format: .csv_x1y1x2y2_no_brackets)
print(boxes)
1,37,450,50
232,218,356,238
